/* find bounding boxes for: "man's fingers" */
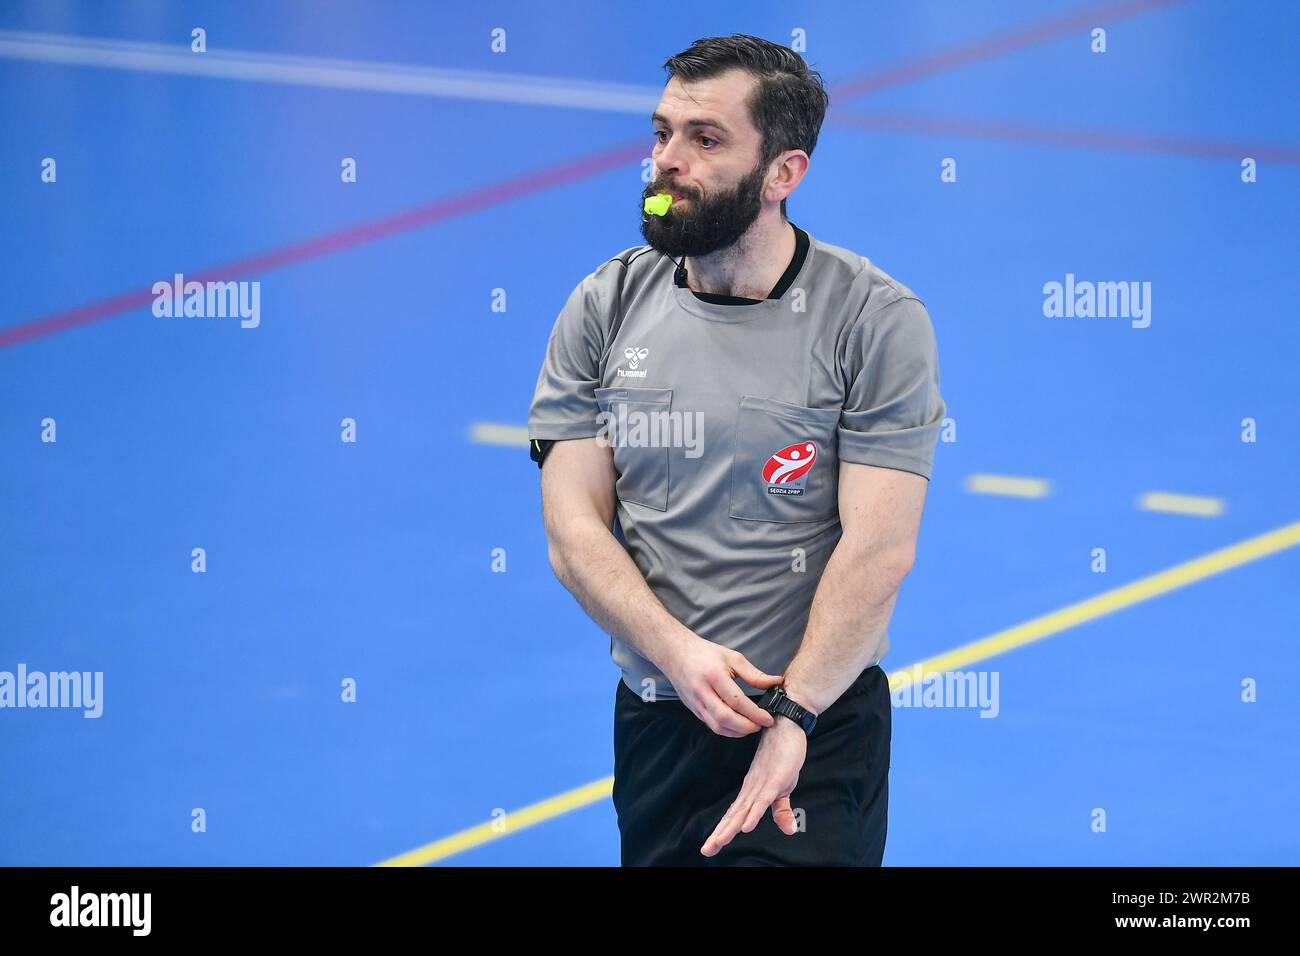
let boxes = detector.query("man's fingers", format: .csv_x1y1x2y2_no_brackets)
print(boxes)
771,795,798,835
708,694,763,736
703,786,780,855
741,791,776,834
702,795,751,856
710,674,774,730
698,692,761,737
730,655,784,691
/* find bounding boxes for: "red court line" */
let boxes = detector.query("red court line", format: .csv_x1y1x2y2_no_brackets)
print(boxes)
829,0,1191,101
0,0,1190,351
0,140,648,350
829,111,1300,164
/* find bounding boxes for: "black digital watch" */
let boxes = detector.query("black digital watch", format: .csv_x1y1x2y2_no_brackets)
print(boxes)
757,685,817,735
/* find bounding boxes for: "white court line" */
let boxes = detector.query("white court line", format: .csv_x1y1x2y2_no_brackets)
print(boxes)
471,440,1224,519
0,29,660,113
471,423,530,447
1138,491,1225,517
964,474,1051,498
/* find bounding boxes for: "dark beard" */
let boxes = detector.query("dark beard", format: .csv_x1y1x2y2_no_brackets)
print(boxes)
639,159,767,258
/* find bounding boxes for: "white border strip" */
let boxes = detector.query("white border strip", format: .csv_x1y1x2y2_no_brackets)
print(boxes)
0,29,660,113
964,474,1052,498
471,423,530,447
1138,491,1225,517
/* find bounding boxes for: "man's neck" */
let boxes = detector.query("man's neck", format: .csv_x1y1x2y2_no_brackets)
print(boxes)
683,214,795,300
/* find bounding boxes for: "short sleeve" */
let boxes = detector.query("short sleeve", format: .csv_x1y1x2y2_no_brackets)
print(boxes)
837,296,946,479
527,268,610,441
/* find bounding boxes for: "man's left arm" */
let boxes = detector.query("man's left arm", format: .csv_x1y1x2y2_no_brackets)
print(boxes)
700,294,945,857
781,459,928,714
782,292,947,715
699,463,928,856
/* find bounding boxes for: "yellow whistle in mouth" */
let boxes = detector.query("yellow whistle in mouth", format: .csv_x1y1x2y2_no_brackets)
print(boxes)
643,193,673,216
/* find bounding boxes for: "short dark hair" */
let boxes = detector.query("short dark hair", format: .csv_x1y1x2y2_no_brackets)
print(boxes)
663,34,829,219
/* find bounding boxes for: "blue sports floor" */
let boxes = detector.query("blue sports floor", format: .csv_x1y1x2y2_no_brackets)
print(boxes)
1,1,1297,866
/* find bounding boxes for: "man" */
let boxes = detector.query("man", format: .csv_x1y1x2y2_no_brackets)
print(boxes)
527,34,945,866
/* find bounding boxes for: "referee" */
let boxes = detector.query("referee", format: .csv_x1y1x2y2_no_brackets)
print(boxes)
527,35,945,866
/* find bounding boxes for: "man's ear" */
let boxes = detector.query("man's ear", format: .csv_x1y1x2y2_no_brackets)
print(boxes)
771,149,809,203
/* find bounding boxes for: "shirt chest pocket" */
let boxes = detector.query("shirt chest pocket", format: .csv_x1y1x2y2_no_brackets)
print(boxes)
594,386,673,512
729,396,841,523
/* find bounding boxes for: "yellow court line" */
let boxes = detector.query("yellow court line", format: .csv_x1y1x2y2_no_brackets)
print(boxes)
375,516,1300,866
375,777,614,867
890,517,1299,688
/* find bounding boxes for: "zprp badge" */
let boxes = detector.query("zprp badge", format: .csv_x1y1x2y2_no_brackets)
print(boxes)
762,440,818,496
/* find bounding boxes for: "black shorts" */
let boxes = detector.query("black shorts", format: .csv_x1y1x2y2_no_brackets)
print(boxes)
612,664,891,866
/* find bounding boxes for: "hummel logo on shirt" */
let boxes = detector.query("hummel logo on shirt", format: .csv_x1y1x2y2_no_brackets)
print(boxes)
617,346,650,378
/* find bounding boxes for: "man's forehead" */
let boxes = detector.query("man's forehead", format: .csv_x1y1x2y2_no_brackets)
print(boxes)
654,70,757,134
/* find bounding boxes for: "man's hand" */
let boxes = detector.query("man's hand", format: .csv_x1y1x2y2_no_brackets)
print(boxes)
659,635,782,737
700,717,808,857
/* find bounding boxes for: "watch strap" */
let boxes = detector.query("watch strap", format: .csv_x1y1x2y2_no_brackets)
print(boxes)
760,686,817,735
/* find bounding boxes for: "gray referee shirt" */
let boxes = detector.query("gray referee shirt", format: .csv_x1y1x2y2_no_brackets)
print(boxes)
528,222,945,700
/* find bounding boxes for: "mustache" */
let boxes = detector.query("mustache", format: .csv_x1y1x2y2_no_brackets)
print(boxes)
647,183,697,202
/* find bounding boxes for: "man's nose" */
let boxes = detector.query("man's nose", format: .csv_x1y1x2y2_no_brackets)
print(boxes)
654,140,688,182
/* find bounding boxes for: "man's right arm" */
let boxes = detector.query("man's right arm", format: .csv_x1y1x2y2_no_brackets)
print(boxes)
538,436,779,736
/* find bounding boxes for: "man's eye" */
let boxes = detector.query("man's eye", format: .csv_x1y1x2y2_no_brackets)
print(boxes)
653,131,716,148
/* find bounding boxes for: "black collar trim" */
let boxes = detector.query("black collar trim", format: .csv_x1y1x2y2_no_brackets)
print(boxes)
673,222,809,305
